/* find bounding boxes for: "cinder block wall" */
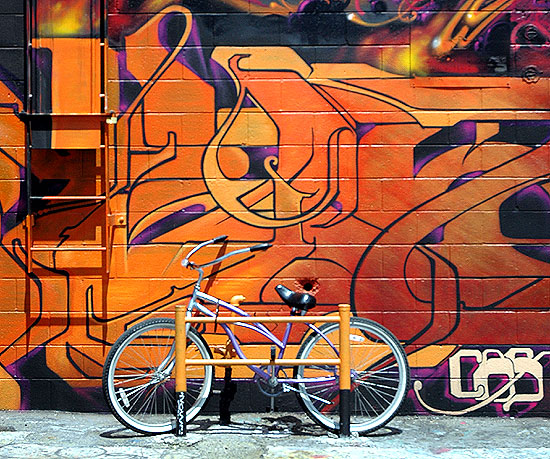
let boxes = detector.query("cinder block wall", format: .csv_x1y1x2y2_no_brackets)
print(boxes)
0,0,549,416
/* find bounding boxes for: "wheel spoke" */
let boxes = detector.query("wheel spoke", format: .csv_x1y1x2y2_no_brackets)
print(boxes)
113,373,152,385
356,378,399,392
353,385,377,416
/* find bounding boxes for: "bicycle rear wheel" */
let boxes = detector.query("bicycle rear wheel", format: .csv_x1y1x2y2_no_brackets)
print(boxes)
294,317,409,434
102,318,213,434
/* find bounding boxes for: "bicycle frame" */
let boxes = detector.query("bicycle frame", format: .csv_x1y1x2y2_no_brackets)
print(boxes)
190,291,339,385
181,236,340,385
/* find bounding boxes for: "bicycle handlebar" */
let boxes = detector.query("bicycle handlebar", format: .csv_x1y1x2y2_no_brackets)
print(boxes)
182,237,271,269
250,243,272,252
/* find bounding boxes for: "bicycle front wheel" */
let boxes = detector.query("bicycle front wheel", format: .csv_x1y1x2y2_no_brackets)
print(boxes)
102,318,213,434
294,317,409,434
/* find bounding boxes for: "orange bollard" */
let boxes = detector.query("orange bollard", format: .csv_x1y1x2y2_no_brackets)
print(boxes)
338,303,351,437
219,295,245,425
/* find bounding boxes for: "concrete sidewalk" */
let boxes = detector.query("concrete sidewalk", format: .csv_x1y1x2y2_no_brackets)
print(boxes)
0,411,549,458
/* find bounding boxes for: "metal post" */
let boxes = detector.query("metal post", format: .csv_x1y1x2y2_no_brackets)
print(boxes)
338,304,351,437
219,296,243,425
175,305,187,436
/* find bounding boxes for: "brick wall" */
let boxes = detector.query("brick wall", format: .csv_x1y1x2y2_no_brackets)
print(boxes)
0,0,549,416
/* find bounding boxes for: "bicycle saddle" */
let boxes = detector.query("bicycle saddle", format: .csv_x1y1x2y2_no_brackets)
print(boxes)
275,284,317,311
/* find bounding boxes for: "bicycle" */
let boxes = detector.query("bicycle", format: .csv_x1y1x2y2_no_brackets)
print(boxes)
102,236,410,435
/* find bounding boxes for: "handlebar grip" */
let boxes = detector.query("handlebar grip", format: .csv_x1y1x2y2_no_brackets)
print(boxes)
250,243,272,252
212,235,228,243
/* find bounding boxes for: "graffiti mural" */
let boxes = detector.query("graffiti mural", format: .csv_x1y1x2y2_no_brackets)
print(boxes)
0,0,549,415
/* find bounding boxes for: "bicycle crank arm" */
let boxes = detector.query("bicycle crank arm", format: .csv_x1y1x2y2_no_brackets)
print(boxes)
281,383,333,405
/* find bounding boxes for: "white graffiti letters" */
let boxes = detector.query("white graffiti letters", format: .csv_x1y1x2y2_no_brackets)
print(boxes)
449,348,546,410
414,347,550,415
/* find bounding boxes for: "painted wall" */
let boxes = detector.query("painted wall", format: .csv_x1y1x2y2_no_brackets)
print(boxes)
0,0,549,416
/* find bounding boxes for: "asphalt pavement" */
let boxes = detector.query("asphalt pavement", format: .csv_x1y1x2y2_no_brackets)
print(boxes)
0,411,549,458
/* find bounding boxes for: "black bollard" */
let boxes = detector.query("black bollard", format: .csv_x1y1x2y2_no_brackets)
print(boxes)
219,367,237,425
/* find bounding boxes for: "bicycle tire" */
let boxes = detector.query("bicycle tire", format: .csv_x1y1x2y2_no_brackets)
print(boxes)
294,317,410,434
102,318,213,434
